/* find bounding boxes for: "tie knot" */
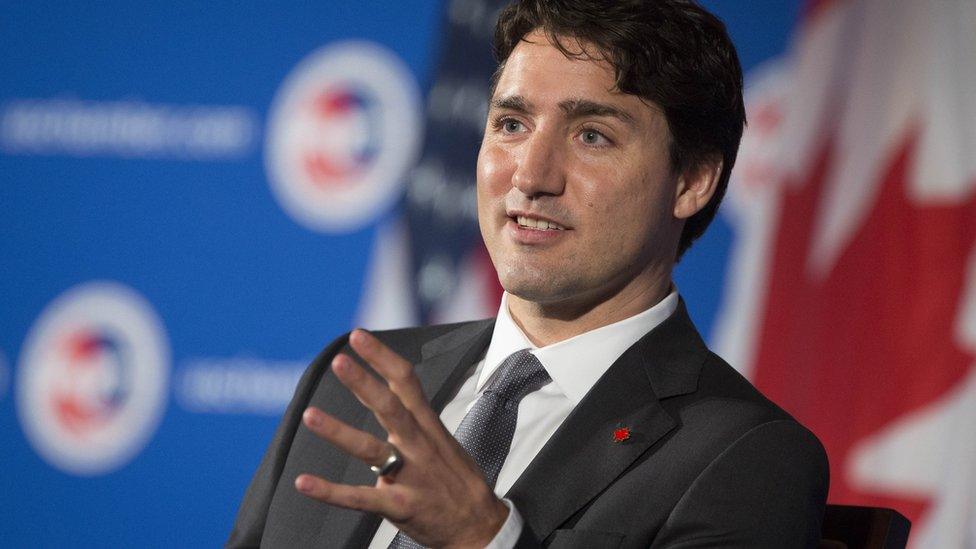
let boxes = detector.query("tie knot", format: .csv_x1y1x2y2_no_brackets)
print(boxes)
485,349,551,404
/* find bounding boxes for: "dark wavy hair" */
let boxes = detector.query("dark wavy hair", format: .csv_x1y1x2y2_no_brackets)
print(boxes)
491,0,745,259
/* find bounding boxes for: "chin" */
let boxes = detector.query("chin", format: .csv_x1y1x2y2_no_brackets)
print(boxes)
499,267,579,305
498,265,542,297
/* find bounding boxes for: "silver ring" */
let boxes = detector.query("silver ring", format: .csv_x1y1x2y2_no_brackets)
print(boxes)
370,444,404,479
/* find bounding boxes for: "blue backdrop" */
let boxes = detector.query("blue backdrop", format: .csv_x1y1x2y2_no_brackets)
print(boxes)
0,2,800,546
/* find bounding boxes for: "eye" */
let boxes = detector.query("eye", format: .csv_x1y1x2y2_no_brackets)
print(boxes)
491,116,526,135
500,118,525,133
579,128,611,146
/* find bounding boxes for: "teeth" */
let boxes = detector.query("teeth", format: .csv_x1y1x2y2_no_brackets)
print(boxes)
517,215,564,230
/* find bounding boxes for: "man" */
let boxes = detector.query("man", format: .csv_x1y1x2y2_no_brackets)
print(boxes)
228,1,829,547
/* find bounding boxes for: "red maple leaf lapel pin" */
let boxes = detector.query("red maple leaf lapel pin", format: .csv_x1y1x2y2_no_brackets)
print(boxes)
612,426,631,443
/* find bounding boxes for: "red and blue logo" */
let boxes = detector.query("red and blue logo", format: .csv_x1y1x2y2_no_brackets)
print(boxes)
51,330,131,436
302,87,380,185
265,41,422,233
17,282,169,476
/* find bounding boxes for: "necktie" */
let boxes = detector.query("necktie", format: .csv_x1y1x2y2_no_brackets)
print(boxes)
389,349,551,548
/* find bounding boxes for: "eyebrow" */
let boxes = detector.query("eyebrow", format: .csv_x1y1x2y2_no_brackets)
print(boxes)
490,95,530,113
559,98,637,127
489,95,637,127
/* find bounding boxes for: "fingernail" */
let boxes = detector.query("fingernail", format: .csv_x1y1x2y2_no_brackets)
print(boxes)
332,355,347,373
295,475,313,493
351,329,370,347
303,408,321,427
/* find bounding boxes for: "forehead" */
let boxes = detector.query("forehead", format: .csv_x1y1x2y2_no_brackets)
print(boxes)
492,30,651,116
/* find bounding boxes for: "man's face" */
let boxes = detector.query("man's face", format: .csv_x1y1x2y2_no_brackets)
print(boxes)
477,30,684,308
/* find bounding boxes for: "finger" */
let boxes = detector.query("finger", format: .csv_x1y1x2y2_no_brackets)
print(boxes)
295,474,406,520
350,331,471,462
349,330,447,435
349,330,426,402
331,353,422,444
302,406,390,466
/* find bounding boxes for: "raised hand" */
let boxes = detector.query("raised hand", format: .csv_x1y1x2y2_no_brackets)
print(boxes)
295,329,509,548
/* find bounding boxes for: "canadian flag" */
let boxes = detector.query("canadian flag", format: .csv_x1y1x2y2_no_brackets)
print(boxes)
715,0,976,546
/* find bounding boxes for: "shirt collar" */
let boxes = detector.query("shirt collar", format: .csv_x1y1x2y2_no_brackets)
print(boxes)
477,290,680,404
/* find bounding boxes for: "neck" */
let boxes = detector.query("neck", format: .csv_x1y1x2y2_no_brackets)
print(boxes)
506,268,673,347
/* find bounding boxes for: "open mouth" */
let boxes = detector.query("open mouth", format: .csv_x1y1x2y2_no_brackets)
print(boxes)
514,215,566,231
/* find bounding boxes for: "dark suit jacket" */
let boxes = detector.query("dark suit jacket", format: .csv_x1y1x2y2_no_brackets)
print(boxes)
227,302,829,548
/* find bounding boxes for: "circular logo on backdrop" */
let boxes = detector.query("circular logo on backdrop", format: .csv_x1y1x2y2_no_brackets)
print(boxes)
16,282,169,475
265,41,423,232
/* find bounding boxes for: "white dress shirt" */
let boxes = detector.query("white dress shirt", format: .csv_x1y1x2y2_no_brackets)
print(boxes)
368,290,679,548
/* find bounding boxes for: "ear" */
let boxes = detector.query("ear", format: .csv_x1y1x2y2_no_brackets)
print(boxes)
674,156,723,220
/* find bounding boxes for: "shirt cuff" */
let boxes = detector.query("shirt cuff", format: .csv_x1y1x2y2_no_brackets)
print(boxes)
484,498,523,549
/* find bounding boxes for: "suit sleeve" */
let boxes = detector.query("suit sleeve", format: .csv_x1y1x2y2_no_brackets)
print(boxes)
224,334,350,548
651,419,829,549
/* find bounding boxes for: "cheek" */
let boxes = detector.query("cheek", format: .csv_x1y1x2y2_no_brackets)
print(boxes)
476,145,514,196
476,146,510,238
573,164,634,220
477,146,516,229
575,171,669,249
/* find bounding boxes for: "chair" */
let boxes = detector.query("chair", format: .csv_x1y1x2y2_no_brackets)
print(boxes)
819,504,911,549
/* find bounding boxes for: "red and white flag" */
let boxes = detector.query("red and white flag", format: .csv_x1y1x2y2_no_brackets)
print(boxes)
716,0,976,546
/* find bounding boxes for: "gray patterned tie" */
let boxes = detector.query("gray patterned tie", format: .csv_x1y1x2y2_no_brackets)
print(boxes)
388,349,551,548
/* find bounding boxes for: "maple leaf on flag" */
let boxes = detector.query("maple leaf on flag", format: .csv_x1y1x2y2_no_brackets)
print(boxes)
716,0,976,546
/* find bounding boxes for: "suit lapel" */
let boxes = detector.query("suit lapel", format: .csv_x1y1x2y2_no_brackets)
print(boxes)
417,319,495,412
506,301,707,541
328,303,707,547
335,320,495,548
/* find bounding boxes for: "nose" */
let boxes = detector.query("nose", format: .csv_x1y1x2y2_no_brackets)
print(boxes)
511,129,565,197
